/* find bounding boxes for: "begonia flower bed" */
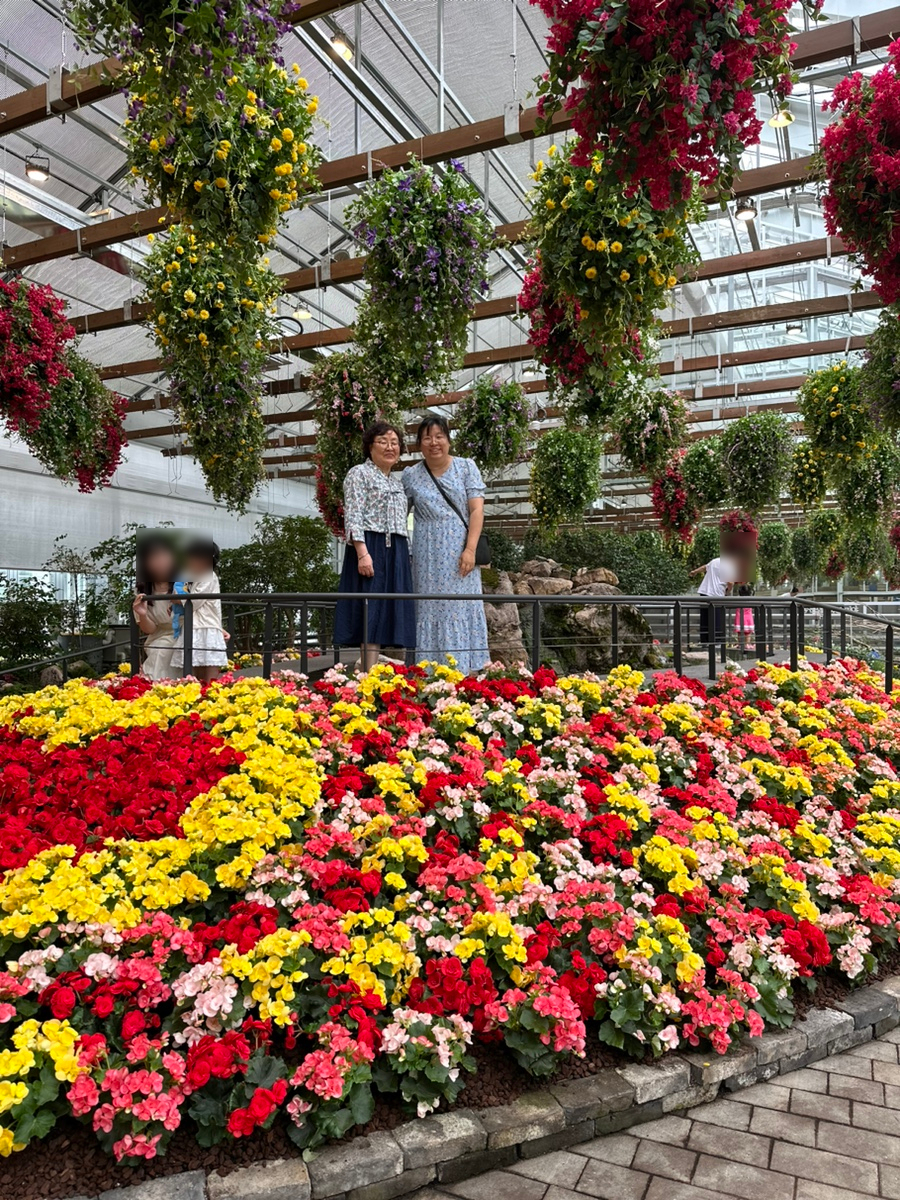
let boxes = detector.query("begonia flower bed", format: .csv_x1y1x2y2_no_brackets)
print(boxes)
0,660,899,1185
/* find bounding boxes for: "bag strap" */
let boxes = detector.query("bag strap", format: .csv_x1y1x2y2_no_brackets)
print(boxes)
424,462,469,531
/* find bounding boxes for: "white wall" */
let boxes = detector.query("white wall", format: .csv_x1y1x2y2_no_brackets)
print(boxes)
0,434,317,570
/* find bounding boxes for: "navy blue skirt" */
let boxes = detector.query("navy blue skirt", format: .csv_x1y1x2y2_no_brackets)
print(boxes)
333,532,416,648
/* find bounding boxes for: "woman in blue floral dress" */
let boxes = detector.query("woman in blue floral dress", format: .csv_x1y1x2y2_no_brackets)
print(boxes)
403,417,490,675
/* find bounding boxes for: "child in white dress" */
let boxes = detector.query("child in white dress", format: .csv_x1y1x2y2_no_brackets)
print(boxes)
171,540,229,682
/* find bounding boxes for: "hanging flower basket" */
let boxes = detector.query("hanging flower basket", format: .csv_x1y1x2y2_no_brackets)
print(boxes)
0,279,75,433
347,158,494,400
797,362,870,474
859,305,900,430
833,440,900,527
757,521,793,587
651,451,699,545
719,411,792,513
454,376,531,474
518,261,593,387
681,436,727,511
530,426,601,530
789,440,829,509
531,0,821,210
719,509,758,553
609,381,688,476
820,40,900,307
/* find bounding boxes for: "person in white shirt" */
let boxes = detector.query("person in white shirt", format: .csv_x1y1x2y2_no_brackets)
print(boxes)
690,555,736,646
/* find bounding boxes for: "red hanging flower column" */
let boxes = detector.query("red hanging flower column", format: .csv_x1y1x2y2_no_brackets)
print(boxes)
0,278,75,431
820,39,900,308
531,0,821,210
651,451,699,545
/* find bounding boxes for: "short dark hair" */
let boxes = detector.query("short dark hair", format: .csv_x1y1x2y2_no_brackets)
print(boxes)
416,416,451,448
185,538,220,571
362,421,405,460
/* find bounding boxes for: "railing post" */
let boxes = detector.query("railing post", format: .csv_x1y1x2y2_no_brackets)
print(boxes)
789,601,799,672
301,602,309,675
840,609,847,657
707,602,716,680
183,599,193,678
755,603,766,662
824,608,833,664
262,602,273,679
611,604,619,668
798,602,805,660
673,600,683,675
886,624,894,695
531,600,541,672
129,610,141,677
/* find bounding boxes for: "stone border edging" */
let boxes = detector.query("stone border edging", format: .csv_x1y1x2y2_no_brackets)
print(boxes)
68,975,900,1200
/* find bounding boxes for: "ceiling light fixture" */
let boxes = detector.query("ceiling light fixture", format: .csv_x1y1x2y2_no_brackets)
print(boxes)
768,107,795,128
735,198,758,222
293,309,312,320
24,154,50,183
331,33,353,61
786,321,803,334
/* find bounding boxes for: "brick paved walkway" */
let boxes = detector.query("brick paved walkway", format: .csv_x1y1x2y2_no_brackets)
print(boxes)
414,1031,900,1200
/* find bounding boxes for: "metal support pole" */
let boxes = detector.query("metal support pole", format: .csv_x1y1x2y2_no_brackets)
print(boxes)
363,598,369,666
611,604,619,668
353,4,362,153
531,600,541,672
840,610,847,657
755,604,766,662
301,602,309,675
673,600,682,675
798,602,805,660
129,610,141,676
886,624,894,695
183,599,193,678
436,0,445,132
824,608,833,664
263,602,273,679
789,601,799,671
707,603,716,680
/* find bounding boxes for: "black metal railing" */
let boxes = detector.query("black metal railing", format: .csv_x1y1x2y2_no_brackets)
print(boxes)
4,593,900,691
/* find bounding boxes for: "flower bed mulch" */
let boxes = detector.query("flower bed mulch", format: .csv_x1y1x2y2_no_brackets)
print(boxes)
1,660,900,1195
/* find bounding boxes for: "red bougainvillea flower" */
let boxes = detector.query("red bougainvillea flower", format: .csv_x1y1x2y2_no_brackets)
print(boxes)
652,450,700,545
0,278,74,431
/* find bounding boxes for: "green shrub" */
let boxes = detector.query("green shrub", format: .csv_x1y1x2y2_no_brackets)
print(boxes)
757,522,794,587
487,531,524,574
0,577,64,669
688,526,720,572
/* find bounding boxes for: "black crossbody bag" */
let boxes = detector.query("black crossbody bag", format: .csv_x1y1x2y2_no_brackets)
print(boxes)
424,462,491,567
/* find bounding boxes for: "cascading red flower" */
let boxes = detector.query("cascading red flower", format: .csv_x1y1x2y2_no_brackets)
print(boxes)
518,260,592,385
531,0,820,210
820,39,900,307
651,450,699,545
0,278,75,431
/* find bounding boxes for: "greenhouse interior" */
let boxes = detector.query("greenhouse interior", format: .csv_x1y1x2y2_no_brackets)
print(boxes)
6,1,900,1198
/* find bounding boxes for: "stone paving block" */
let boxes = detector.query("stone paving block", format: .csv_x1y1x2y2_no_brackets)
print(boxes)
208,1161,310,1200
877,1013,900,1037
771,1067,827,1093
517,1122,594,1160
750,1027,807,1067
691,1154,794,1200
548,1074,633,1125
826,1074,885,1105
873,1059,900,1085
479,1092,564,1150
627,1113,692,1146
572,1133,638,1167
778,1044,829,1074
631,1138,697,1183
872,975,900,1002
817,1118,900,1166
101,1175,207,1200
884,1028,900,1044
576,1158,649,1200
882,1163,900,1200
687,1121,771,1166
394,1112,486,1170
348,1165,435,1200
689,1096,752,1128
661,1082,719,1113
407,1190,457,1200
770,1140,879,1194
729,1080,792,1109
811,1056,872,1080
749,1104,816,1147
847,1039,899,1062
509,1150,586,1189
543,1187,583,1200
836,987,895,1030
645,1181,732,1200
790,1088,851,1124
682,1045,758,1087
436,1148,518,1186
796,1009,854,1051
308,1134,403,1200
795,1182,885,1200
442,1169,546,1200
721,1068,764,1092
851,1099,900,1135
617,1056,690,1104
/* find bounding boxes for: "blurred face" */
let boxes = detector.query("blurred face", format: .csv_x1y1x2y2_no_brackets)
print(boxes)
186,554,208,579
370,430,402,471
420,424,450,462
145,546,175,585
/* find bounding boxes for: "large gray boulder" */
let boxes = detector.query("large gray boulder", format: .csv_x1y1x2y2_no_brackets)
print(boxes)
482,570,527,665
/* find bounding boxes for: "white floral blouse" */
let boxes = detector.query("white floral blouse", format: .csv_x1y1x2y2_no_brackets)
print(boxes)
343,460,409,543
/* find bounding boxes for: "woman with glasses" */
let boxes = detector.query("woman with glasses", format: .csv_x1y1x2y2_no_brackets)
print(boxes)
333,421,416,672
402,415,490,675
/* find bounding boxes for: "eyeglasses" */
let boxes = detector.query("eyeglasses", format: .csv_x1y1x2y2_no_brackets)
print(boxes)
374,439,400,449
